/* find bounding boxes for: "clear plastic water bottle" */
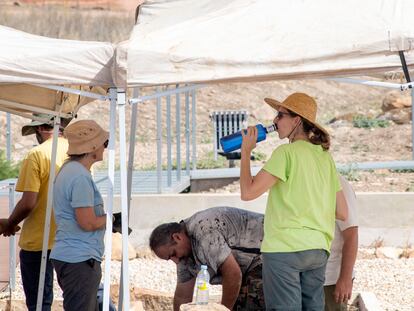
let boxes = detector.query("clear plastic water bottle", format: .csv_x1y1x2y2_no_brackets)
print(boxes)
195,265,210,305
220,124,277,153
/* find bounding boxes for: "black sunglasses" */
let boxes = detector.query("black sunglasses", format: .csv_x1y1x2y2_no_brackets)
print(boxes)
104,140,109,148
276,111,291,119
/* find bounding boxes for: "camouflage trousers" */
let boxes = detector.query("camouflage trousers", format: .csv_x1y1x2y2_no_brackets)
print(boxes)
233,263,265,311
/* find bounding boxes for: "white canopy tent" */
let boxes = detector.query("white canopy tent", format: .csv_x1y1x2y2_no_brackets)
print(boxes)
3,0,414,309
116,0,414,86
113,2,414,307
0,25,133,311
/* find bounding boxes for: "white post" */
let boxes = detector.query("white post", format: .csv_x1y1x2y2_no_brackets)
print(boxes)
6,113,11,161
103,88,117,311
412,88,414,160
191,89,197,171
117,90,130,311
128,88,139,210
8,182,16,292
156,89,162,193
36,111,61,311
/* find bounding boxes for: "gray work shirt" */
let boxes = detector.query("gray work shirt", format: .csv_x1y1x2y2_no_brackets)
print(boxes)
177,207,264,285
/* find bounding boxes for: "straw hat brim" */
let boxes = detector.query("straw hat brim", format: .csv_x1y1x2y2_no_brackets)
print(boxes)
264,98,329,137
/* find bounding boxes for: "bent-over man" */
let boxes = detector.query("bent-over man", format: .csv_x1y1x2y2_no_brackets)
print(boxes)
149,206,265,311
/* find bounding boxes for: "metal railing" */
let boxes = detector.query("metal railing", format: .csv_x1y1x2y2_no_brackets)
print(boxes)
129,85,199,193
0,182,17,293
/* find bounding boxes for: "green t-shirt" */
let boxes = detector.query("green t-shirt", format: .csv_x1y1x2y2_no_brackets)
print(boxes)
261,140,340,253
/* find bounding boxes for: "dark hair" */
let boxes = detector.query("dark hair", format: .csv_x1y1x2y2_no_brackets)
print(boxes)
302,119,330,151
67,154,87,162
288,111,330,151
149,222,184,251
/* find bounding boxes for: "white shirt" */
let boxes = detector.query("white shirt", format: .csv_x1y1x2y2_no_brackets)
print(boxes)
324,176,359,286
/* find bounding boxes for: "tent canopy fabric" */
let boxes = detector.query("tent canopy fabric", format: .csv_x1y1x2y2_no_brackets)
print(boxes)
0,25,114,117
0,25,114,86
116,0,414,87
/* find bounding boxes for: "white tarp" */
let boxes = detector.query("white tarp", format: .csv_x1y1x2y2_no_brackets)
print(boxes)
0,25,114,86
0,25,114,115
116,0,414,87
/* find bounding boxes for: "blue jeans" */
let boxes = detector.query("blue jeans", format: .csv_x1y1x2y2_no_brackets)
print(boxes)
262,250,328,311
20,249,54,311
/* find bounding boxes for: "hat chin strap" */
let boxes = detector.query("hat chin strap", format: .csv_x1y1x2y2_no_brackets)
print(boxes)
288,120,302,143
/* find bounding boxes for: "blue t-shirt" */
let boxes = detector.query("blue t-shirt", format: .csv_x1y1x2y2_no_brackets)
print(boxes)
51,161,105,263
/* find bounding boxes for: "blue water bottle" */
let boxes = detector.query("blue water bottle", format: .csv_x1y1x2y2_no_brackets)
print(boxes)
220,124,276,153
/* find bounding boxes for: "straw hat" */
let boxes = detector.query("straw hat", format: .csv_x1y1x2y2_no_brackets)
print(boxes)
22,113,72,136
264,92,329,136
64,120,109,155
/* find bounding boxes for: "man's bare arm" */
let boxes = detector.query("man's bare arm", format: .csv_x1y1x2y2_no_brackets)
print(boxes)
173,278,196,311
334,226,358,303
219,253,242,309
1,191,37,236
336,190,348,221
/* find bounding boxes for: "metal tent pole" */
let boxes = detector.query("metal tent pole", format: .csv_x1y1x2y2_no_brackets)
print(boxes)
191,89,197,171
156,89,162,193
176,85,182,182
103,88,117,311
117,90,130,311
36,110,62,311
128,88,139,208
167,91,172,187
6,113,11,161
8,182,16,291
412,87,414,160
185,90,190,176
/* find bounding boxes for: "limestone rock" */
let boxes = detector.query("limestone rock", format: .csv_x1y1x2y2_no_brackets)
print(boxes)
381,91,411,112
328,112,364,124
110,232,136,261
110,285,173,311
130,301,145,311
374,247,402,259
180,303,229,311
378,107,412,124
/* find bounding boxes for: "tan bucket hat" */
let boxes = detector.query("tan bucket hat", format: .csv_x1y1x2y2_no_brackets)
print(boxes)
64,120,109,155
264,92,329,136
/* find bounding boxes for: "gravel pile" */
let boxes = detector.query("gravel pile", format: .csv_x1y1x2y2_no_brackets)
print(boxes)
4,249,414,310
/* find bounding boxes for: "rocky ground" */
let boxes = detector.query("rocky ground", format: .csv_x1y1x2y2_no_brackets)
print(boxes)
2,248,413,310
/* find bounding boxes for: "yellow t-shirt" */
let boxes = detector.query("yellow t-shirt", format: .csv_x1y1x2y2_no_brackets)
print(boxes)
261,140,341,253
16,137,69,251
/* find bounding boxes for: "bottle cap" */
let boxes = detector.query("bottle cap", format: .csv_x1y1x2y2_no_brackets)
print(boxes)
201,264,208,270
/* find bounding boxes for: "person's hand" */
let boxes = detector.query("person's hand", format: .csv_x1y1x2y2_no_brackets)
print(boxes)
334,276,353,303
241,126,258,153
0,219,21,237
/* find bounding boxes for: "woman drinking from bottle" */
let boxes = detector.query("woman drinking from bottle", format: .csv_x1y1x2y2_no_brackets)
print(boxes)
240,93,348,310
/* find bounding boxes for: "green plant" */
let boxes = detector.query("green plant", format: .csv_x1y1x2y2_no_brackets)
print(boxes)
352,116,390,129
391,168,414,173
197,152,228,169
0,150,20,181
252,150,267,162
338,166,360,181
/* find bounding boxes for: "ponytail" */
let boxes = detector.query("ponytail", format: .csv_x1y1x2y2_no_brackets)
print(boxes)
302,119,330,151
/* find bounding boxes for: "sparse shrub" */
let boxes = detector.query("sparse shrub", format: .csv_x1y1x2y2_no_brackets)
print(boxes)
252,150,267,162
338,167,360,181
391,168,414,173
352,115,390,129
197,152,227,169
0,150,20,181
